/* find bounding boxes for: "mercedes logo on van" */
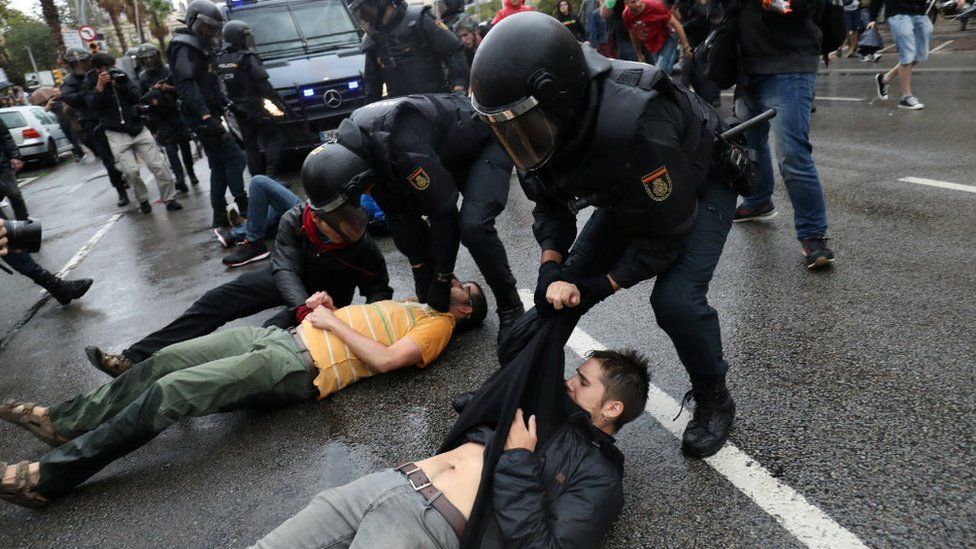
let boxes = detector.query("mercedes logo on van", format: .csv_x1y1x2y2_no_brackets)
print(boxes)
323,90,343,109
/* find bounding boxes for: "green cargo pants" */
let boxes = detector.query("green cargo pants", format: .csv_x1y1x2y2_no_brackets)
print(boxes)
36,326,316,499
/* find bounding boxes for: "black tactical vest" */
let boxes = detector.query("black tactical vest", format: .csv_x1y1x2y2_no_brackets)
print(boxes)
167,32,224,112
215,49,261,112
361,6,450,97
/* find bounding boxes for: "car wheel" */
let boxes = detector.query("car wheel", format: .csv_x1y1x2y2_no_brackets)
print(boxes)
43,139,59,167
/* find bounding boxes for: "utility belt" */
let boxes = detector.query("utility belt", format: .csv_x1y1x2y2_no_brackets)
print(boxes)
394,462,466,539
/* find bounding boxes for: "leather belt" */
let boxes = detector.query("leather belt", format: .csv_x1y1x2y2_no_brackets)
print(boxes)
395,462,466,539
287,327,316,377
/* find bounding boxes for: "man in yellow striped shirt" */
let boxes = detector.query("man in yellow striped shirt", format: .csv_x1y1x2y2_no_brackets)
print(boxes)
0,281,487,507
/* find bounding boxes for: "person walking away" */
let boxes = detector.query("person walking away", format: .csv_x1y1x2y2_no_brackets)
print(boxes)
731,0,835,269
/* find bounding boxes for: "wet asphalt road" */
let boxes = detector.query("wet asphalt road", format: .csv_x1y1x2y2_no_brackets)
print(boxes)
1,46,974,548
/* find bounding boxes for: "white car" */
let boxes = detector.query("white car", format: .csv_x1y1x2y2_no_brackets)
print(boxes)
0,105,72,166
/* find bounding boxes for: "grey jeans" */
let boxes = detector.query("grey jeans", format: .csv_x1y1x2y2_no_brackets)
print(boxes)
251,469,460,549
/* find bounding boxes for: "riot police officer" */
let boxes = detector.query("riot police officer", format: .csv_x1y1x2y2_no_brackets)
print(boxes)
348,0,470,102
167,0,248,228
216,21,285,179
471,13,757,458
435,0,478,32
136,43,199,192
60,48,130,207
302,94,524,342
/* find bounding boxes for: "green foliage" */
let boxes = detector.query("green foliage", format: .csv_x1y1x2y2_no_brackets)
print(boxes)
1,9,60,85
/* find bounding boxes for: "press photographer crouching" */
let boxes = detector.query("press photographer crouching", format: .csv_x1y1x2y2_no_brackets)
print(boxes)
85,53,182,214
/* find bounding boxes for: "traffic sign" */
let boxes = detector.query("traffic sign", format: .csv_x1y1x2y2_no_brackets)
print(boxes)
78,25,96,42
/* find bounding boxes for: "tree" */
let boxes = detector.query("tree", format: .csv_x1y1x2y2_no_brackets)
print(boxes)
94,0,128,51
40,0,65,53
0,10,60,85
144,0,172,52
123,0,147,44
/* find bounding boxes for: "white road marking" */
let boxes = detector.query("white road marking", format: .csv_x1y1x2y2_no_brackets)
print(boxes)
930,40,954,54
16,176,38,188
719,92,864,102
899,176,976,194
49,213,123,283
878,43,896,54
517,290,868,549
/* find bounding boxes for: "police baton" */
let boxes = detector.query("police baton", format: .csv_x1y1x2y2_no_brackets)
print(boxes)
719,108,777,141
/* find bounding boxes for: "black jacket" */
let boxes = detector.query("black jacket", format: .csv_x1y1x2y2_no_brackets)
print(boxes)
737,0,824,74
60,72,97,124
0,118,21,171
271,205,393,310
167,29,225,121
472,413,624,548
869,0,927,20
85,70,145,135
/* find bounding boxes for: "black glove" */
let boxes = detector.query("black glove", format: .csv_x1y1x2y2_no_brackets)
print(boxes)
713,138,758,197
411,263,434,303
534,261,563,317
573,275,615,311
427,273,453,313
197,116,226,140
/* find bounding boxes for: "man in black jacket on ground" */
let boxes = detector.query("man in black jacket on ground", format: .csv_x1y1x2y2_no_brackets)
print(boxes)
251,348,650,548
86,53,181,214
84,156,393,377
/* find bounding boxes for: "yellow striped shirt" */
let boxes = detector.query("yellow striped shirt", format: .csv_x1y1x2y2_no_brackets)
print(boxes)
299,300,455,399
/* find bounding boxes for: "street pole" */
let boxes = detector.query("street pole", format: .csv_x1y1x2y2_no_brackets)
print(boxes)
133,0,145,43
25,46,39,73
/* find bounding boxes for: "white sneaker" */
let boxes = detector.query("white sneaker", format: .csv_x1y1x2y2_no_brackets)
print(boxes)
898,95,925,110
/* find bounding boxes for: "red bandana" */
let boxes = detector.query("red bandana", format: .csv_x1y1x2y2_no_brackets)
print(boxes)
300,205,349,253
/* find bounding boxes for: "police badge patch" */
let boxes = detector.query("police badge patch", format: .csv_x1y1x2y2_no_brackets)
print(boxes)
641,167,672,202
408,167,431,190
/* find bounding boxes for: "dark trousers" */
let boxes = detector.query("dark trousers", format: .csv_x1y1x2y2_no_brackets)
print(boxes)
559,179,737,380
199,131,247,211
681,54,721,106
122,267,359,364
59,121,84,159
81,122,127,191
160,121,197,184
3,249,47,284
0,169,28,220
37,327,316,499
239,116,283,178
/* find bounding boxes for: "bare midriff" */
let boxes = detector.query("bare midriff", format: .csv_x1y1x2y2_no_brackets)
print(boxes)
414,442,486,520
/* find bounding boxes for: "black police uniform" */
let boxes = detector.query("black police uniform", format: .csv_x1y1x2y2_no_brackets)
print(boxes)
341,93,520,313
167,28,248,221
361,4,470,102
60,72,128,195
216,47,284,178
118,204,393,364
138,65,199,188
523,49,736,382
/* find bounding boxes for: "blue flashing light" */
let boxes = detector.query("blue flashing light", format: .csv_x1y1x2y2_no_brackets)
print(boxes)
347,81,360,90
302,88,315,98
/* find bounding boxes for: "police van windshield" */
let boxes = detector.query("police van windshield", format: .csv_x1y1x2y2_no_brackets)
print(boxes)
230,0,359,59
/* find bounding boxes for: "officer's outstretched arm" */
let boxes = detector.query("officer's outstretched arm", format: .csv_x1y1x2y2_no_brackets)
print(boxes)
363,55,383,103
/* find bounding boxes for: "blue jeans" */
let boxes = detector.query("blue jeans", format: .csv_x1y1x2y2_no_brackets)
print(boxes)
652,33,679,75
231,175,300,242
739,73,829,240
888,14,933,64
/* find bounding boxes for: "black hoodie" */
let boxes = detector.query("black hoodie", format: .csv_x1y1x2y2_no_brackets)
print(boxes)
737,0,825,75
85,70,145,136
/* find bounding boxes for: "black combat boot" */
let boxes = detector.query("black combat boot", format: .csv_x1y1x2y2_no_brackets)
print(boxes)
36,272,93,305
235,195,249,219
116,187,130,207
212,209,231,229
188,171,200,185
175,175,189,193
496,289,525,347
680,376,736,458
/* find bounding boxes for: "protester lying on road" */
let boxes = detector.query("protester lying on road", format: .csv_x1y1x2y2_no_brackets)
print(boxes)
250,348,649,549
0,283,487,508
84,159,394,377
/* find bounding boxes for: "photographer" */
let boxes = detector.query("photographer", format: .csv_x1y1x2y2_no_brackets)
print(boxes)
0,122,92,304
86,53,182,214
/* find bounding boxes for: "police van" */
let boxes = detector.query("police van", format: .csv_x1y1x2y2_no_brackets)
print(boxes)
221,0,367,150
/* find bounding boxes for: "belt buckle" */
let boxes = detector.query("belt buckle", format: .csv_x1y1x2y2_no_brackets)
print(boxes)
408,474,432,492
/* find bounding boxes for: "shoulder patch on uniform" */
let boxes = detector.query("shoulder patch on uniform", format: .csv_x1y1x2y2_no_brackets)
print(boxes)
617,69,643,87
641,167,672,202
408,167,431,191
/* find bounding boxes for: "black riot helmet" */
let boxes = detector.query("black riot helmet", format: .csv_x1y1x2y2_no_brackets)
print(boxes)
435,0,464,18
222,20,255,51
183,0,224,40
347,0,396,28
301,139,372,243
64,47,92,76
136,42,162,71
470,12,588,172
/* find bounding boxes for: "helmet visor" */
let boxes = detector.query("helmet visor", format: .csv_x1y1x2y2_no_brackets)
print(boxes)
308,199,368,242
137,54,160,70
472,95,559,172
191,13,224,38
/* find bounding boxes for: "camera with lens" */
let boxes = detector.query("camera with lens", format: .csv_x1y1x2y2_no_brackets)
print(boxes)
108,68,129,82
2,218,42,253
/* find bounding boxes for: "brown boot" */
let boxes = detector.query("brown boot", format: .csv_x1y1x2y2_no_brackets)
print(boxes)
84,346,133,378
